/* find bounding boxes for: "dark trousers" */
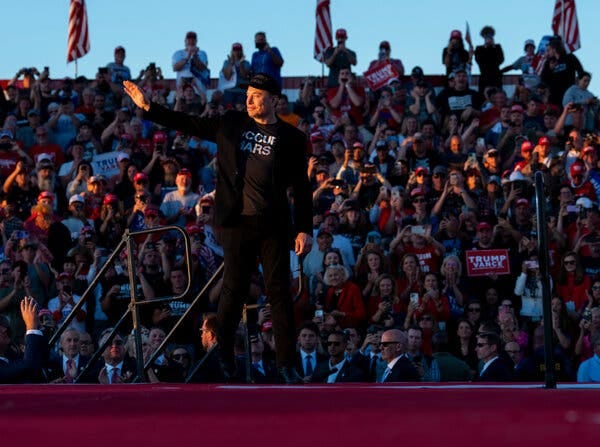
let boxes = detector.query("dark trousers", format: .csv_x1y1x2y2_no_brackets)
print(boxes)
218,216,296,368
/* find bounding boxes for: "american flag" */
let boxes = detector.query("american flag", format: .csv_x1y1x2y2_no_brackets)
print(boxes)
552,0,580,53
314,0,332,62
67,0,90,63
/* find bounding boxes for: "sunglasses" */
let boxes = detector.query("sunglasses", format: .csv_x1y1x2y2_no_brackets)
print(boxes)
563,260,576,265
379,341,399,347
433,174,445,179
592,286,600,291
416,172,426,177
412,198,426,203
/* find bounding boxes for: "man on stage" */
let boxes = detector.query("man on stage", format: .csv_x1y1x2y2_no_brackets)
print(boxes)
123,74,312,383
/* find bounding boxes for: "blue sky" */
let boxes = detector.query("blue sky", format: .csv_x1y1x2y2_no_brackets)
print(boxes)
3,0,598,89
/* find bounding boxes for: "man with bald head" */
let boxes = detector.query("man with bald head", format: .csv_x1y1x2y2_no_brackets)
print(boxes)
379,329,419,383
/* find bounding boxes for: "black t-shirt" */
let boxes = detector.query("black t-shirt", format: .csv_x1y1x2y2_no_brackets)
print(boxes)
240,122,277,216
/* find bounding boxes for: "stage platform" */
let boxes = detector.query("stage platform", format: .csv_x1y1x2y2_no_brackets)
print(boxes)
1,383,599,446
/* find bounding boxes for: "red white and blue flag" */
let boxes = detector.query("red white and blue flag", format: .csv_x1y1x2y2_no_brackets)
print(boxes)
67,0,90,63
314,0,332,62
552,0,581,53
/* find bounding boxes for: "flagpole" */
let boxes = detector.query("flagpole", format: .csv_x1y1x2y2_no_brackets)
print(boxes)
75,60,78,78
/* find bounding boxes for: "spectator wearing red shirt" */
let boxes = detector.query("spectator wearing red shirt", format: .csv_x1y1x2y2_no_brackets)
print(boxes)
326,68,365,127
27,127,64,168
555,251,591,312
322,264,366,329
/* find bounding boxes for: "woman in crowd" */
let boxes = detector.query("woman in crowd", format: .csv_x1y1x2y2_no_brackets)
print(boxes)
555,251,590,314
322,263,366,329
367,273,402,327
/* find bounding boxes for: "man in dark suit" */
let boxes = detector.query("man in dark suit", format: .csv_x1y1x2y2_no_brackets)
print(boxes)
0,297,45,384
44,327,94,383
379,329,420,383
312,331,366,383
475,331,513,382
96,329,137,384
189,314,226,383
295,321,327,381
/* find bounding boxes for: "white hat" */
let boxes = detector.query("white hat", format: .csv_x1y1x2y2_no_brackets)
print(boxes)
69,194,84,205
117,152,130,162
37,153,53,164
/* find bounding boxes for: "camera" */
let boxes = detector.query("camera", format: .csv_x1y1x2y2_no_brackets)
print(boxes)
449,173,458,186
98,67,108,75
63,285,72,295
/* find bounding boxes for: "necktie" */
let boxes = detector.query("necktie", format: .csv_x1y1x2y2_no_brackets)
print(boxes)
65,359,74,383
253,362,264,375
305,355,314,376
381,366,391,383
111,367,121,384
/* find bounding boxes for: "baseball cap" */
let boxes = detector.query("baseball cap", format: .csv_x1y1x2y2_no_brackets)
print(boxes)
352,141,365,150
248,73,281,96
570,161,585,177
199,195,215,205
185,224,203,235
103,193,119,205
185,31,197,40
524,39,535,50
488,175,501,185
476,222,492,232
379,40,390,50
37,153,53,164
515,198,530,208
415,166,429,176
521,141,533,152
538,136,550,146
450,30,462,39
57,272,72,281
335,28,347,39
177,168,192,177
27,109,40,117
69,194,84,205
88,175,107,184
576,197,594,209
37,191,55,202
117,152,130,163
410,187,426,198
486,147,499,156
114,46,125,53
232,42,243,51
133,172,148,183
0,130,13,139
433,165,447,175
510,104,524,114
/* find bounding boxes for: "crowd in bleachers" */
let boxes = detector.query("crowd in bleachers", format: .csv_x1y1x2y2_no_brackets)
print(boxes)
1,26,600,385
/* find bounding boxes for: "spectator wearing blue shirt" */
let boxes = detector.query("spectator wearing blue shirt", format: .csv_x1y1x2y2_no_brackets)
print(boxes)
250,32,283,88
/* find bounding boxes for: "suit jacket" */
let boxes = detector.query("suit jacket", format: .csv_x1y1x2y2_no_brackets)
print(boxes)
0,333,44,384
295,351,327,377
312,358,368,383
93,356,138,384
145,105,312,235
44,353,95,383
189,345,226,383
383,356,420,383
477,357,513,382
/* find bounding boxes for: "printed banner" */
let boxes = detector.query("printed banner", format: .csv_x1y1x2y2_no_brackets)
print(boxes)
465,249,510,277
362,62,399,91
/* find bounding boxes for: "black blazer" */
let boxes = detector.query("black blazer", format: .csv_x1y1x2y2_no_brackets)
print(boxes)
383,356,420,383
44,353,95,383
312,359,368,383
0,333,44,384
295,351,328,377
144,106,313,235
476,357,513,382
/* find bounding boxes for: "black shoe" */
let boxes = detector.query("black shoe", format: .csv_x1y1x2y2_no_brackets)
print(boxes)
278,366,303,384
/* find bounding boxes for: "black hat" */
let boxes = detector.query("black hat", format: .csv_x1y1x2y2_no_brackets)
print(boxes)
248,73,281,96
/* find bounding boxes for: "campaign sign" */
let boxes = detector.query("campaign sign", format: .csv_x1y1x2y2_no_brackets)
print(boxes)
363,62,399,92
465,249,510,277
